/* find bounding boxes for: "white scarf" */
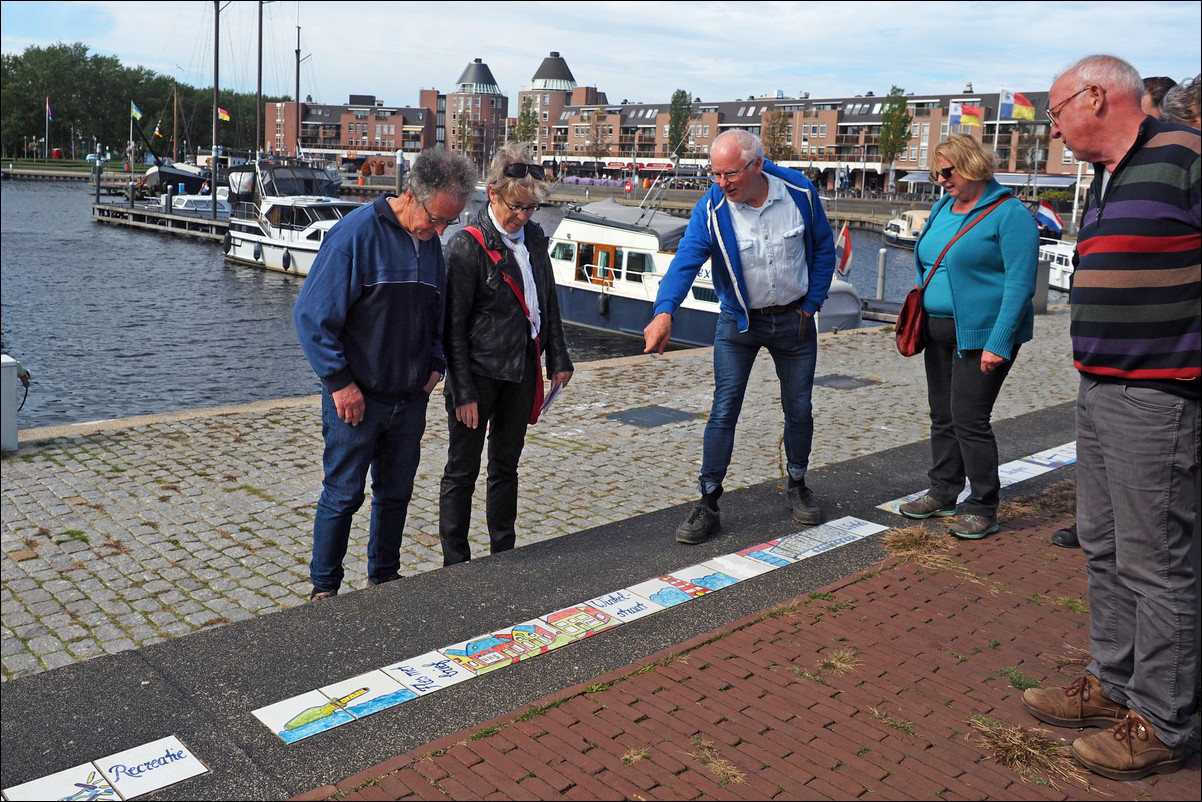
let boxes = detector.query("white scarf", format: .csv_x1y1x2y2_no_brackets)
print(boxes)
488,205,541,340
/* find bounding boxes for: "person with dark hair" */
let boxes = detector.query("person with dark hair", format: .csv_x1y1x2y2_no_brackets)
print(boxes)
1022,54,1199,782
897,134,1038,539
1141,75,1177,119
438,143,574,566
644,129,836,544
294,147,477,601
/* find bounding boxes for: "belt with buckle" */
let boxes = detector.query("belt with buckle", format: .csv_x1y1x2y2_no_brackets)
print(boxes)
751,300,801,316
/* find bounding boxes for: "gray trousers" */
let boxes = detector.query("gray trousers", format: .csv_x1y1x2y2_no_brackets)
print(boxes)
1077,377,1200,747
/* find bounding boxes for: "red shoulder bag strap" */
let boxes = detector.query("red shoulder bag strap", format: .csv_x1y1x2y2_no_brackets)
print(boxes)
462,226,544,424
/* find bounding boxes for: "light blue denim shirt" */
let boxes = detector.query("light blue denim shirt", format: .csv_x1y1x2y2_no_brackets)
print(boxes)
728,173,809,309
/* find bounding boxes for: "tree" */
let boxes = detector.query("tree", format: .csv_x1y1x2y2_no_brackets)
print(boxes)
511,95,537,146
586,109,612,173
763,110,795,162
877,85,913,197
667,89,692,158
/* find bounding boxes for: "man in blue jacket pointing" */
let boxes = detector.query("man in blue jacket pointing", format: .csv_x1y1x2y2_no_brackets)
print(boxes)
644,130,837,545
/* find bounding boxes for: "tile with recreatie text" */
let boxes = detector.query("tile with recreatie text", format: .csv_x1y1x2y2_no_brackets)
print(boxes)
319,670,417,721
1021,441,1076,468
96,735,208,799
253,689,355,743
382,650,475,695
2,762,118,802
823,516,890,538
585,587,664,623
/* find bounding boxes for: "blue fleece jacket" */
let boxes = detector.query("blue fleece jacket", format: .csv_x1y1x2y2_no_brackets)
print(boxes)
652,160,836,331
913,180,1038,358
294,195,447,403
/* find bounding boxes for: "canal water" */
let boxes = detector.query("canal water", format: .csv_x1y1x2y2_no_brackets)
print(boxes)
2,181,926,430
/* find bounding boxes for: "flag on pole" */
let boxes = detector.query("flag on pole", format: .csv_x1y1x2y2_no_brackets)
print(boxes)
835,222,852,277
948,101,962,127
131,101,143,120
218,108,231,122
999,89,1015,118
46,99,52,121
1036,201,1063,233
1011,92,1036,120
961,105,983,127
154,121,163,137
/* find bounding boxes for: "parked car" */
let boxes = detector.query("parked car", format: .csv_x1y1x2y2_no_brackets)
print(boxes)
85,154,108,163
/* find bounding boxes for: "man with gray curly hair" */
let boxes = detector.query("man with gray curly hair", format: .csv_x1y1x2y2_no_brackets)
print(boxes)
294,147,475,601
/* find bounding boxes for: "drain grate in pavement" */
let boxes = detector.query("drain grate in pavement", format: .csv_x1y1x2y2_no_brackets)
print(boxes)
814,375,880,390
607,405,704,428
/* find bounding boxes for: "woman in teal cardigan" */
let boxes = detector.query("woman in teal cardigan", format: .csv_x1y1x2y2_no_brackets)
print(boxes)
899,134,1038,538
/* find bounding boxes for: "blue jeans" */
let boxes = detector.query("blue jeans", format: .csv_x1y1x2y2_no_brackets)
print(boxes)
310,388,429,592
700,309,817,496
1076,378,1199,748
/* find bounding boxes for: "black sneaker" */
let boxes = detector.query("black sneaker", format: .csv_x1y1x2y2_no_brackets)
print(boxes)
786,482,822,525
1051,523,1079,548
676,501,720,545
309,587,338,601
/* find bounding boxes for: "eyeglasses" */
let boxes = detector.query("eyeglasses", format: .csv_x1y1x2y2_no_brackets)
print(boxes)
931,165,956,181
709,159,755,182
504,163,546,181
1046,86,1092,126
503,199,540,214
421,201,458,227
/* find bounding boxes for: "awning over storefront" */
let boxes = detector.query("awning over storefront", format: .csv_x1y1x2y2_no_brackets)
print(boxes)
994,172,1078,189
898,172,930,184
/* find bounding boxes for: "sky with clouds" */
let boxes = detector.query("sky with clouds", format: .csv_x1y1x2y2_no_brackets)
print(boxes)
3,1,1199,106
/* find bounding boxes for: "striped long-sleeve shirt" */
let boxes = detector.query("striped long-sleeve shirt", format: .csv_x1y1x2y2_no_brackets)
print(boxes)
1070,117,1201,399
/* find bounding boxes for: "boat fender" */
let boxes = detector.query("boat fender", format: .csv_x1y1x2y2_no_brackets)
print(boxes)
221,232,231,253
282,250,292,271
253,243,262,261
597,292,610,317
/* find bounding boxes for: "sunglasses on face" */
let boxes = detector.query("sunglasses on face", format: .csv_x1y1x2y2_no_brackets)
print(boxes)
504,163,546,181
932,166,955,181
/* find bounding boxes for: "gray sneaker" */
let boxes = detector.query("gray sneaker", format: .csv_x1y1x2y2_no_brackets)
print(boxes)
949,514,999,539
786,483,822,525
676,502,720,545
899,494,957,520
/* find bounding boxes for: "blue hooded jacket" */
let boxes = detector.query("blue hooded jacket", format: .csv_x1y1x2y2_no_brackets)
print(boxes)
652,160,836,332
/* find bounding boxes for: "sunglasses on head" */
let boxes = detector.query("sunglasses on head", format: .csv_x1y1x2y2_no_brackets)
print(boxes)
504,163,546,181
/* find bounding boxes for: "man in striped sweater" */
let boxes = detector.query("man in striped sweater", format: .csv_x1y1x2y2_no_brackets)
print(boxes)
1021,54,1200,781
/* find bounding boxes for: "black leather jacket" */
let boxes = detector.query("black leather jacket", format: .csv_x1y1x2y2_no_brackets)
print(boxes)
443,208,573,407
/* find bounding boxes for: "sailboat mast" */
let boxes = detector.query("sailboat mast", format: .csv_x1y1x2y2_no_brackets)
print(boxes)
256,0,264,161
295,4,301,158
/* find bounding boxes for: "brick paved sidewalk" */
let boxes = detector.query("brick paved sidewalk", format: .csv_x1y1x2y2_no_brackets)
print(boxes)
297,509,1199,802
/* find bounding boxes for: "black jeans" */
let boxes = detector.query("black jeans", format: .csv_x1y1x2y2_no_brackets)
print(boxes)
438,359,538,566
921,316,1019,516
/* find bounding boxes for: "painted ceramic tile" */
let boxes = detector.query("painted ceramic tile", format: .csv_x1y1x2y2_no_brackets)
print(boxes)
253,689,355,743
96,735,207,799
1021,441,1077,468
2,762,117,802
585,587,664,623
999,459,1053,486
666,562,741,591
441,618,574,675
626,574,713,608
381,650,475,695
701,553,780,581
319,670,417,721
773,525,863,560
823,516,890,538
538,601,623,643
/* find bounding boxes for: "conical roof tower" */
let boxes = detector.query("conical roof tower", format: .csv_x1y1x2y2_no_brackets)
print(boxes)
454,58,502,95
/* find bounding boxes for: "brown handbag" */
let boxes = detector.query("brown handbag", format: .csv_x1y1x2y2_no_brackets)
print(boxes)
895,195,1012,357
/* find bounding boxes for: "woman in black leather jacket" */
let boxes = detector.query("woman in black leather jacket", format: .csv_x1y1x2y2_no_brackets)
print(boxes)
438,143,574,566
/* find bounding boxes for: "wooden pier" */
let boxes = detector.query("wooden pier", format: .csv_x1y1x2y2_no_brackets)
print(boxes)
91,201,228,241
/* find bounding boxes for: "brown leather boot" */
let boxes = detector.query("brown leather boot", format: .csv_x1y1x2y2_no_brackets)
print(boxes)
1072,710,1187,780
1021,674,1129,728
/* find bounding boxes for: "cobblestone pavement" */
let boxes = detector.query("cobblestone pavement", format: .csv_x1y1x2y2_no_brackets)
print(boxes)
1,310,1077,681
